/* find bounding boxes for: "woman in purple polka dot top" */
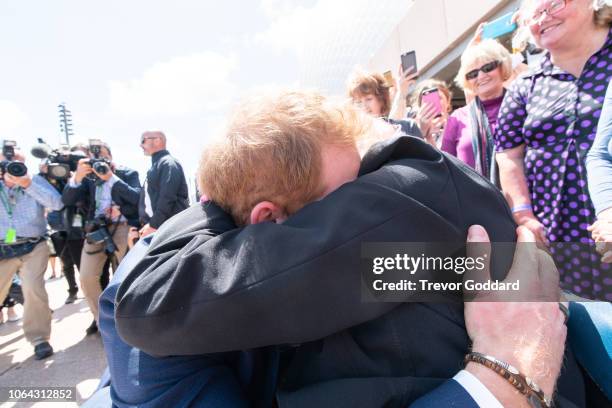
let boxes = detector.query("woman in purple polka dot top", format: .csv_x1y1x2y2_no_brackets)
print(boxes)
494,0,612,300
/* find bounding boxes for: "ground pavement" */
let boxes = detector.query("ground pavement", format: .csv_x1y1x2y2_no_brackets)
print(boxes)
0,272,106,407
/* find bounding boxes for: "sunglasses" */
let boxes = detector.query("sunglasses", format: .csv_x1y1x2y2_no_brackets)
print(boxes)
465,61,501,81
140,136,159,144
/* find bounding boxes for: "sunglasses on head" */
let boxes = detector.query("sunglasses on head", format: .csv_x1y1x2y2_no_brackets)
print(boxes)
465,61,501,81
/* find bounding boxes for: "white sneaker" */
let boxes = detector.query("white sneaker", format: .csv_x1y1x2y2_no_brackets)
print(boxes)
7,307,21,322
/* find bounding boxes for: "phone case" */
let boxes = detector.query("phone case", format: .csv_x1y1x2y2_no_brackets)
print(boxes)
482,12,517,40
421,90,442,116
401,51,417,73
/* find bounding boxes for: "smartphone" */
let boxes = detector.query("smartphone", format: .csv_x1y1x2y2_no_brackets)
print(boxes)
383,70,394,86
421,88,442,117
400,50,417,74
482,12,517,40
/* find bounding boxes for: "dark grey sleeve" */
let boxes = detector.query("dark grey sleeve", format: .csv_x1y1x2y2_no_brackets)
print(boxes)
149,159,186,228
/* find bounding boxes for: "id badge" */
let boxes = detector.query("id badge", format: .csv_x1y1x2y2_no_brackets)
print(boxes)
4,228,17,244
72,214,83,228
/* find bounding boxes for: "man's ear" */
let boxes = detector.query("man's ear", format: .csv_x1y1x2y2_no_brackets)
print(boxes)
249,201,287,225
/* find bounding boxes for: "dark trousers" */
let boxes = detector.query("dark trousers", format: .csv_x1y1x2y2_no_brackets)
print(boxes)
50,233,83,295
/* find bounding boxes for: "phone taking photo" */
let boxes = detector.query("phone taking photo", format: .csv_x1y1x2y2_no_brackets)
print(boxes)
421,87,442,117
481,12,517,40
401,50,417,74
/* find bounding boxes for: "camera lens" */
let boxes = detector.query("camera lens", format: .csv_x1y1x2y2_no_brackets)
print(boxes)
93,162,109,175
7,161,28,177
49,163,70,179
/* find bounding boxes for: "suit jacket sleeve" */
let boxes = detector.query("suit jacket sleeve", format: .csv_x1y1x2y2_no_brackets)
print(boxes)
62,179,88,206
410,380,478,408
149,159,185,228
111,169,141,208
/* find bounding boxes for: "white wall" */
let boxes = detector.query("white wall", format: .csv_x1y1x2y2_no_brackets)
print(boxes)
368,0,516,78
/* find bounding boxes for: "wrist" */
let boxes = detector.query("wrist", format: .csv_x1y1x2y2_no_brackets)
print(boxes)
470,346,555,400
465,362,529,408
513,209,536,225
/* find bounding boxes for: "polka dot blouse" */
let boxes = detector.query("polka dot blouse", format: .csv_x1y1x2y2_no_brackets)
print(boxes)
494,28,612,301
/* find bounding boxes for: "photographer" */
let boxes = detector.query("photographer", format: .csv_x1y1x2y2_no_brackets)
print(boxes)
40,145,88,304
62,140,140,335
0,141,63,360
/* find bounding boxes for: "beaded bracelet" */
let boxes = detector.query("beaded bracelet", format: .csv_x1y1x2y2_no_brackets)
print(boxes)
464,352,552,408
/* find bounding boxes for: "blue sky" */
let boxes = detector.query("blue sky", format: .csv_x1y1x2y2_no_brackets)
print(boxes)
0,0,409,185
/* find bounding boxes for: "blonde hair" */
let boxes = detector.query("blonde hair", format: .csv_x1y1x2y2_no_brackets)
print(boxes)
198,90,367,225
456,39,513,91
592,0,612,26
346,70,392,116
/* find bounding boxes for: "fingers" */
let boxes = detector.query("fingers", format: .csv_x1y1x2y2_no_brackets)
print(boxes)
466,224,492,282
537,249,560,301
506,226,538,282
419,102,436,119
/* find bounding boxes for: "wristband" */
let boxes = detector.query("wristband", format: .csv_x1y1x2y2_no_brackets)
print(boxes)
465,352,551,408
511,203,532,213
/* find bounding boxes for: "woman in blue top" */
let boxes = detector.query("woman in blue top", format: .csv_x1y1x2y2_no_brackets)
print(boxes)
587,79,612,263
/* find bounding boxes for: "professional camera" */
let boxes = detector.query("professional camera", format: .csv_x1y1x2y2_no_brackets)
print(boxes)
31,139,87,180
88,139,112,180
0,140,28,177
84,216,118,254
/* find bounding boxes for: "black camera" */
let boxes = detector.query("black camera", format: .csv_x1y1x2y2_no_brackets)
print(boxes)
84,216,117,254
0,140,28,177
88,139,111,180
31,139,87,180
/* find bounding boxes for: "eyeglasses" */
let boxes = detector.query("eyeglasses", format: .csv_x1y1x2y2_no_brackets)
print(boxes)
525,0,567,25
465,61,501,81
140,136,159,145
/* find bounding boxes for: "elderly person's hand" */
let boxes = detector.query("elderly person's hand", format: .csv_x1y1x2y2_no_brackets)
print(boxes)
463,225,565,407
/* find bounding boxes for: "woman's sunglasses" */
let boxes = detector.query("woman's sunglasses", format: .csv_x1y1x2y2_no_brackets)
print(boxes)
465,61,501,81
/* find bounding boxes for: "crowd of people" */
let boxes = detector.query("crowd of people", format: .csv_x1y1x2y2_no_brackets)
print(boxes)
0,131,188,359
1,0,611,407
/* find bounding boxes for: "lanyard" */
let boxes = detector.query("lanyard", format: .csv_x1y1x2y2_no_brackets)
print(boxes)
0,184,18,219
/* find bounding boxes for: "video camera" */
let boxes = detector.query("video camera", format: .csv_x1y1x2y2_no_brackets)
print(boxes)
31,139,87,180
87,139,111,181
0,140,28,177
84,215,118,254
